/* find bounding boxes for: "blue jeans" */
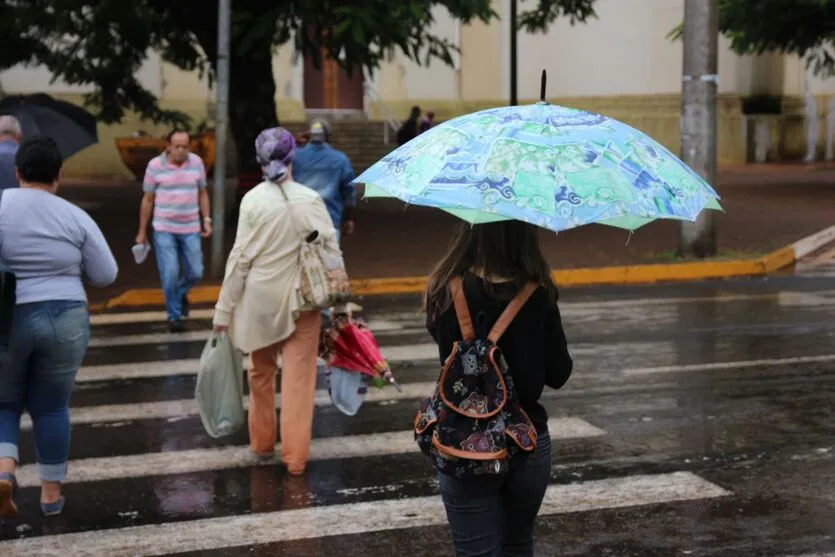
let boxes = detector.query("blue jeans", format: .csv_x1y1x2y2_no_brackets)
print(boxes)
0,301,90,481
153,231,204,321
438,433,552,557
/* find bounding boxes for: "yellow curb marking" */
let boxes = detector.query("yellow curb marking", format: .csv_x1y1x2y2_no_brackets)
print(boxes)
91,231,834,313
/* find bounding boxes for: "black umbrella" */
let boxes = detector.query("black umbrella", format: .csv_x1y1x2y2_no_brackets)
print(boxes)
0,93,98,159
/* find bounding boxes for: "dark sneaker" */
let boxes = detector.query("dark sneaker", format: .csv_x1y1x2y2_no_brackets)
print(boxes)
182,295,190,318
169,319,187,333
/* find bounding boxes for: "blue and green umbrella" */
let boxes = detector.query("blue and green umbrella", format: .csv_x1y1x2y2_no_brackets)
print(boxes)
356,72,721,232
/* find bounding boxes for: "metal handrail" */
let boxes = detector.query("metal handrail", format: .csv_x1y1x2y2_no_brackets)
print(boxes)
364,82,401,144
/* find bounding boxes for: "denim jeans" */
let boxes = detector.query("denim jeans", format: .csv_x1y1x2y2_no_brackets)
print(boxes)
153,231,204,321
438,433,552,557
0,300,90,481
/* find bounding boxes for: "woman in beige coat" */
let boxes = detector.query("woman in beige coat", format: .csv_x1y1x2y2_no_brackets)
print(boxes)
213,127,342,475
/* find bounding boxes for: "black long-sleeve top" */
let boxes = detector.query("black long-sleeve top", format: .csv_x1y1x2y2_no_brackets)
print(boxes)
426,273,573,434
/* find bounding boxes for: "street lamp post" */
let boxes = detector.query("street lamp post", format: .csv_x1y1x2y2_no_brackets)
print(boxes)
678,0,718,258
510,0,518,106
211,0,231,277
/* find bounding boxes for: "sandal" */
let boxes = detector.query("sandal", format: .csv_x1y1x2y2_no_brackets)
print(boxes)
41,496,66,517
0,472,18,520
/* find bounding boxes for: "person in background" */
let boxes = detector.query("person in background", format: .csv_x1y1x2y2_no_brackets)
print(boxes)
213,127,342,476
0,115,22,191
397,105,421,146
419,110,436,134
423,220,573,556
291,119,356,242
0,136,118,519
296,131,311,148
135,129,211,332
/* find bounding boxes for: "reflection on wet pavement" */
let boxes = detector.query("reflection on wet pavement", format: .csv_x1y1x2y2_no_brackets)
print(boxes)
0,278,834,556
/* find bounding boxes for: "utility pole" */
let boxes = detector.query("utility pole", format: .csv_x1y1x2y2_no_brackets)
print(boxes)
678,0,718,258
211,0,231,277
510,0,518,106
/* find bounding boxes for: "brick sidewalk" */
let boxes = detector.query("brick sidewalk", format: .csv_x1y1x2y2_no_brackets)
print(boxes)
59,164,835,304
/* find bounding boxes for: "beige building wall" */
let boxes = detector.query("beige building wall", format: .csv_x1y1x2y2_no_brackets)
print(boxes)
271,46,306,120
393,6,460,101
772,54,835,159
371,0,764,105
368,5,499,119
507,0,746,98
0,48,308,177
781,55,835,96
368,0,756,164
0,53,168,178
1,0,831,175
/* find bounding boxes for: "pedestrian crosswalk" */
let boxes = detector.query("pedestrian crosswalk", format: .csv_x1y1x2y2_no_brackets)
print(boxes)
0,473,729,557
0,296,832,556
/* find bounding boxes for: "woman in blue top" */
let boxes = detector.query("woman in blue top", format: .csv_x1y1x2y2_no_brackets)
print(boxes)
0,136,118,519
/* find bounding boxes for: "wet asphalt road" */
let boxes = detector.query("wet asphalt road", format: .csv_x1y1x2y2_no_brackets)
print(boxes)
0,275,834,556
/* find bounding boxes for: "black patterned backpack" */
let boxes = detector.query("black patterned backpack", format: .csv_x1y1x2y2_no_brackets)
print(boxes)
415,276,538,479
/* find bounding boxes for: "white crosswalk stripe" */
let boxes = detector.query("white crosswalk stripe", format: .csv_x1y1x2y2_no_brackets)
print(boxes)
15,418,605,488
0,472,729,557
0,304,776,555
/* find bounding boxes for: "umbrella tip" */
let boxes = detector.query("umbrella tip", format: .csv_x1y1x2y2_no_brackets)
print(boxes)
540,70,547,102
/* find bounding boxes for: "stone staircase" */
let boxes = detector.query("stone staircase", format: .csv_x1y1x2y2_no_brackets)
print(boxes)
282,120,397,175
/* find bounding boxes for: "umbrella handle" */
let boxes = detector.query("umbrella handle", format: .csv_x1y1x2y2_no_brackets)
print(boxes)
540,70,547,102
388,377,403,393
382,369,403,392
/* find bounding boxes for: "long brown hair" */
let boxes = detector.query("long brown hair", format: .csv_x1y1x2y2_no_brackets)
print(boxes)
423,220,558,324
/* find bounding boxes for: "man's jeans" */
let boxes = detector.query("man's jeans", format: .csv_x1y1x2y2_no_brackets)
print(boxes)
153,231,204,321
438,433,552,557
0,301,90,482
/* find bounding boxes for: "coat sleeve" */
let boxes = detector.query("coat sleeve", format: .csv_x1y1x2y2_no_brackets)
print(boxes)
213,203,270,327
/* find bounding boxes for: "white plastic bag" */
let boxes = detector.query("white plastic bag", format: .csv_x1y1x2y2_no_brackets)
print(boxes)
195,332,245,438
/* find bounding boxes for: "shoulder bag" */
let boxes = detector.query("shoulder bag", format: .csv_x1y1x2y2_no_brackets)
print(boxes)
278,184,351,311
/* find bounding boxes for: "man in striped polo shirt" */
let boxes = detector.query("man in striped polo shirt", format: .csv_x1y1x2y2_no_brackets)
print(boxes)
135,130,212,332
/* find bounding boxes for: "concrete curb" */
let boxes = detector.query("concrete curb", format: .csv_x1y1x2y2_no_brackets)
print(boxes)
90,224,835,313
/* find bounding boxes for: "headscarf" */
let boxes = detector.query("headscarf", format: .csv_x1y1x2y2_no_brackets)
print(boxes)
255,127,296,183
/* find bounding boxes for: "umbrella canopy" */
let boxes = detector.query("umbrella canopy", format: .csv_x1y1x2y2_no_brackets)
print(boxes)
357,74,721,233
0,93,98,159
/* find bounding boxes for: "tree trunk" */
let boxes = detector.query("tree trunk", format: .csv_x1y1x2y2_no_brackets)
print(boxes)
228,41,279,179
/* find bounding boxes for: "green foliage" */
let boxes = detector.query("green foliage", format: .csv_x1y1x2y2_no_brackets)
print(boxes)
0,1,204,126
518,0,597,33
669,0,835,77
0,0,599,128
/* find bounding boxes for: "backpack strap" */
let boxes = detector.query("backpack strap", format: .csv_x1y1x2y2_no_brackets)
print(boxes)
449,276,475,341
487,282,538,344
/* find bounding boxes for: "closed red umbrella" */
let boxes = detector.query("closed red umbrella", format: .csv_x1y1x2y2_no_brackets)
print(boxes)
320,315,401,391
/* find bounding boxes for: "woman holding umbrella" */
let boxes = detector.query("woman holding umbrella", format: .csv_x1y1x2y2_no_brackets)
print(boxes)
423,221,573,555
356,72,721,556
